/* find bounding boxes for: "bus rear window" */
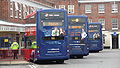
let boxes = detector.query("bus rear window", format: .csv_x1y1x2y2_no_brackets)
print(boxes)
42,36,64,40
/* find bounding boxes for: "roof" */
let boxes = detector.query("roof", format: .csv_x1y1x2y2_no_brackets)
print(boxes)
10,0,54,9
78,0,120,3
68,15,88,18
0,20,36,27
0,20,25,27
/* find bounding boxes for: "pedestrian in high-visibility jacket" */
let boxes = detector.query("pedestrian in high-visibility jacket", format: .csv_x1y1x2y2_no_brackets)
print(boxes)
31,41,37,49
31,41,37,59
10,41,19,59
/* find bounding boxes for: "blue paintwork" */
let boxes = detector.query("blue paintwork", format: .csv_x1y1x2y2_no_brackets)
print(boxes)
68,15,89,56
36,9,69,61
88,23,103,51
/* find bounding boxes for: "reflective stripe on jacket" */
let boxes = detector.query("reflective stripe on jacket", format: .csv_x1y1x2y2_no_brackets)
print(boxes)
10,42,19,49
31,41,37,49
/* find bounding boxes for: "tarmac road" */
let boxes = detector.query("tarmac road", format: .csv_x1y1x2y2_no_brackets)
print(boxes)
0,49,120,68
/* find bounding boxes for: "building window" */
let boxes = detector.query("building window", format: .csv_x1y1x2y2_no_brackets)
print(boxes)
88,19,92,23
15,2,19,18
111,4,118,13
98,19,105,30
23,5,29,19
30,7,36,18
85,5,91,13
68,5,74,14
98,4,105,13
112,18,118,30
59,5,65,9
19,3,22,19
10,1,14,18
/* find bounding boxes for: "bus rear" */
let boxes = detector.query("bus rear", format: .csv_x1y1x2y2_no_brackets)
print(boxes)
35,9,69,63
68,15,89,58
88,23,103,52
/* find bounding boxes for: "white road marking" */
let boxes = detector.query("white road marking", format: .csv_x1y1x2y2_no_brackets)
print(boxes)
28,65,38,68
43,65,48,68
28,64,48,68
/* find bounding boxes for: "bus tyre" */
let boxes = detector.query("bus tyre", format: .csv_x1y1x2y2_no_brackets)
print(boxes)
29,58,33,62
33,58,38,63
77,55,83,58
56,60,64,64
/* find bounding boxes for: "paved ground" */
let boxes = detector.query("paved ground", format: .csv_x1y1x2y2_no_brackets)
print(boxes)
0,49,120,68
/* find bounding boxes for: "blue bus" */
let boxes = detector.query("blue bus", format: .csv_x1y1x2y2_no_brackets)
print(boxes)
68,15,89,58
88,23,103,52
32,9,69,63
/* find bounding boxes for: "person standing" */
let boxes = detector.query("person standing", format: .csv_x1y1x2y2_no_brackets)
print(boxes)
10,40,19,59
31,41,37,59
31,41,37,49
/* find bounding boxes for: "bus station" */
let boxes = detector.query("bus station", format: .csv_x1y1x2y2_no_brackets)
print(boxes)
0,0,120,68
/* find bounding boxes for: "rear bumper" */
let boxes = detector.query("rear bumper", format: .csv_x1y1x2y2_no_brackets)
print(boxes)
36,55,69,61
89,46,103,51
70,46,89,56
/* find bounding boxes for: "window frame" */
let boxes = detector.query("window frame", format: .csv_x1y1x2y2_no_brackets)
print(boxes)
85,5,91,13
88,19,92,23
10,1,14,18
98,19,105,30
111,18,118,30
98,4,105,13
68,5,74,14
59,5,65,10
111,4,118,13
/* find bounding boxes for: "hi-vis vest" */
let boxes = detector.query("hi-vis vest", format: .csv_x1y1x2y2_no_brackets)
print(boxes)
10,42,19,49
31,41,37,49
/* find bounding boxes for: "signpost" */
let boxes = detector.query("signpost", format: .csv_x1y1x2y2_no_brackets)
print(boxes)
113,32,117,36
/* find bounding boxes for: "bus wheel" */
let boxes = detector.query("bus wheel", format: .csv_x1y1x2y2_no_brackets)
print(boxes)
33,58,38,63
56,60,64,64
77,55,83,58
29,58,33,62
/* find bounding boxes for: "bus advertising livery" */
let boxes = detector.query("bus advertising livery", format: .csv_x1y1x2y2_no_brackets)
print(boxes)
33,9,69,63
68,15,89,58
88,23,103,52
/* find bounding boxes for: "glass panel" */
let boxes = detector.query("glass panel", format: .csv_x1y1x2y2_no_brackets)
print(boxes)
40,12,64,20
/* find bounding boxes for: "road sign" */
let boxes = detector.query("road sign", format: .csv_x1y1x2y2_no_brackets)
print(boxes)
113,32,117,36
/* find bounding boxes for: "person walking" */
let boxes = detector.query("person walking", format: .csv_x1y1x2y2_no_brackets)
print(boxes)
10,40,19,59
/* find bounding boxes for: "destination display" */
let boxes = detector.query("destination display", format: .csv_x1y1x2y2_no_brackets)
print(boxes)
88,24,100,40
40,12,64,20
88,24,100,32
68,18,86,25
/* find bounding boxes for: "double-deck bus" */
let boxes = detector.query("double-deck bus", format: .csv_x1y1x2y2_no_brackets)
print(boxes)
88,23,103,52
31,9,69,63
68,15,89,58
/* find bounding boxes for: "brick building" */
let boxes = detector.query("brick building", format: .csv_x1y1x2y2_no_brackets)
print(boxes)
78,0,120,49
0,0,53,47
51,0,79,15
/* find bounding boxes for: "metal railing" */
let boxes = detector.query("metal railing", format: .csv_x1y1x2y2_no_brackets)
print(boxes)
0,49,24,61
